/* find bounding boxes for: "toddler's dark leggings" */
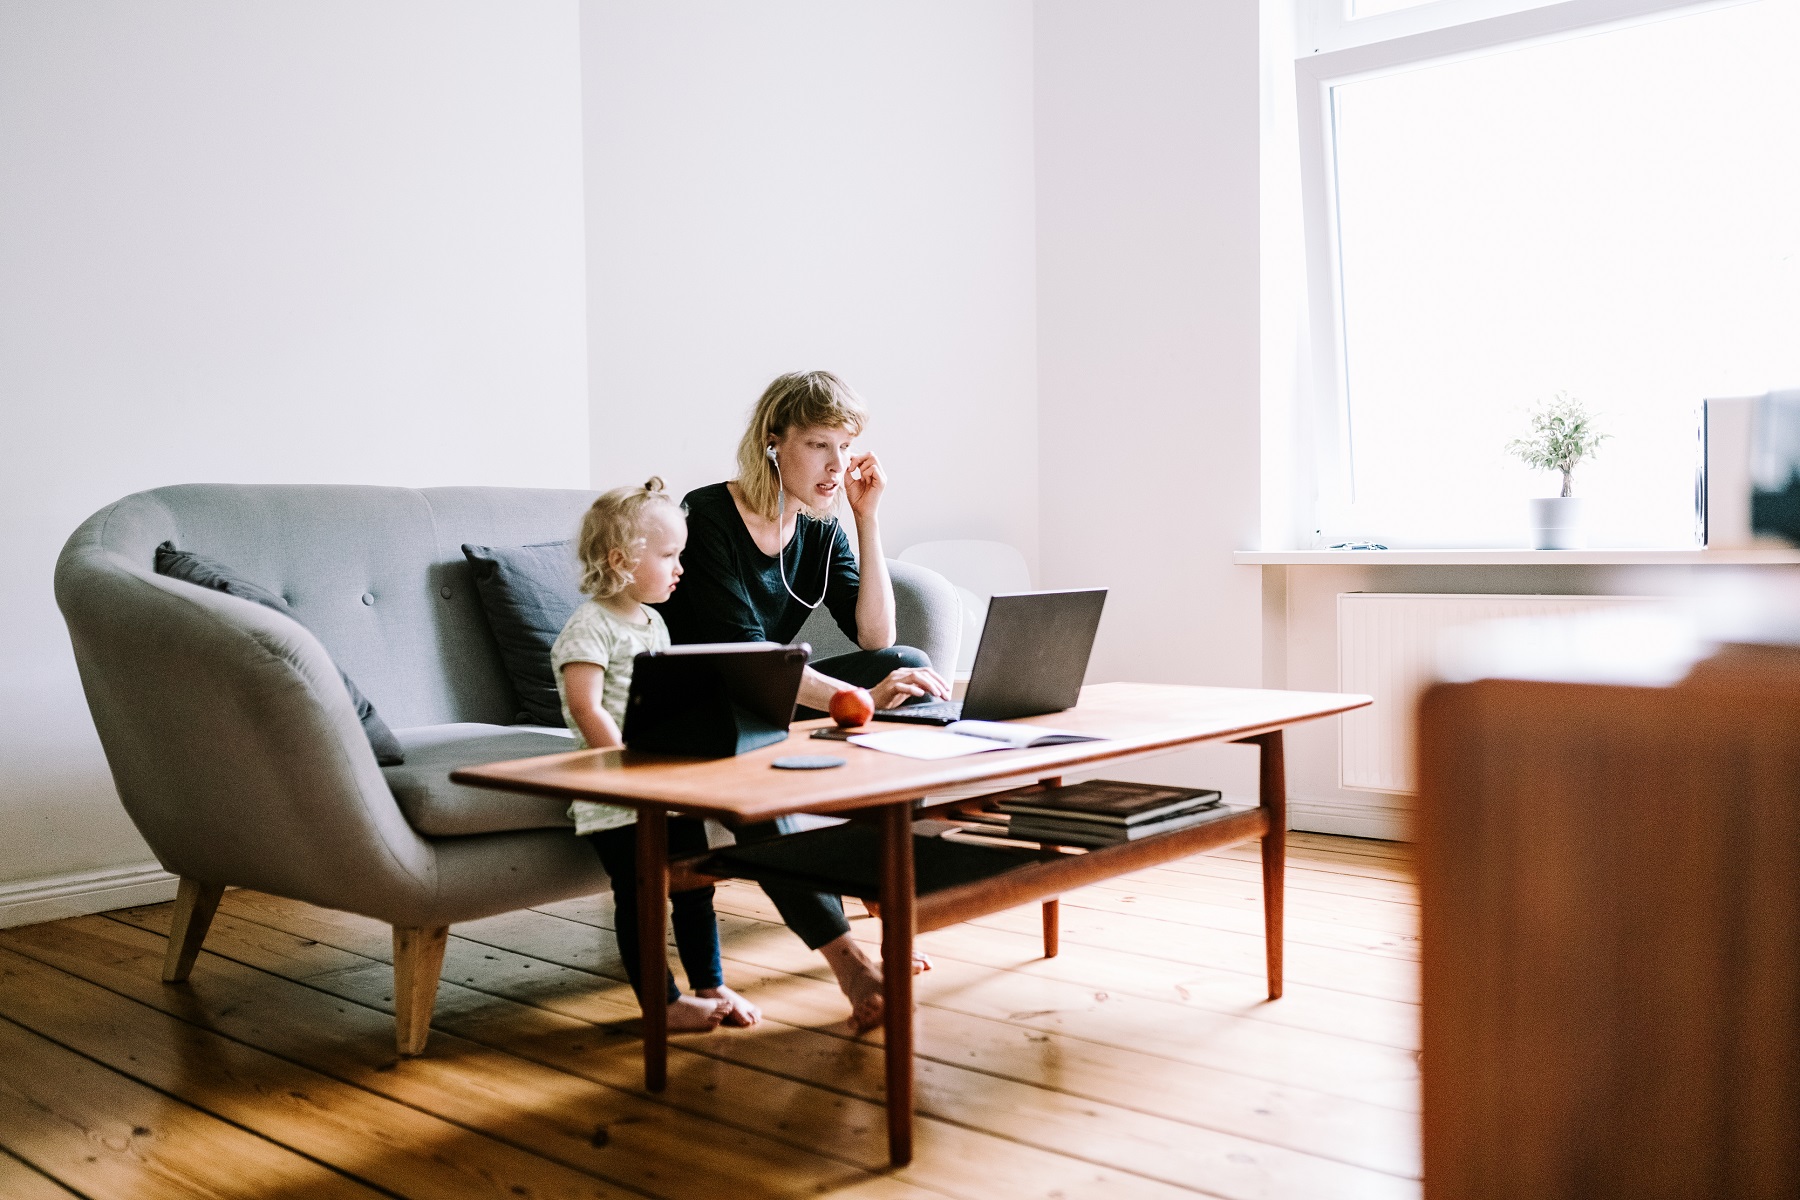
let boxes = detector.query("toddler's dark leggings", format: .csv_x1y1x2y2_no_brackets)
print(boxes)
589,816,722,1006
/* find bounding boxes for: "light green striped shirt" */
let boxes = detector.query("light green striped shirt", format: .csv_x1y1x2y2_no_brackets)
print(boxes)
550,599,667,835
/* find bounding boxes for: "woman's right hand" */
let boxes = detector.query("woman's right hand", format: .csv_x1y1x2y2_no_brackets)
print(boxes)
868,666,951,712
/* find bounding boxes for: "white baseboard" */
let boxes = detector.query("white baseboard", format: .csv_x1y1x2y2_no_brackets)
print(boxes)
1287,794,1412,842
0,861,178,930
0,798,1398,931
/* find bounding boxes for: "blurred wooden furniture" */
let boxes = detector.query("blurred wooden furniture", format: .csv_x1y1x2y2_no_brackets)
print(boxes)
1417,642,1800,1200
455,680,1370,1167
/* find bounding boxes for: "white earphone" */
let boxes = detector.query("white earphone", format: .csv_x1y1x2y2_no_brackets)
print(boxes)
766,441,834,609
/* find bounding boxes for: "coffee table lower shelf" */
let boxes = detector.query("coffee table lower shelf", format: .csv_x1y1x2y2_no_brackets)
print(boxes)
700,803,1267,933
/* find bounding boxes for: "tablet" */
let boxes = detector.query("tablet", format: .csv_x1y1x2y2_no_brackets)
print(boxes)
622,642,809,757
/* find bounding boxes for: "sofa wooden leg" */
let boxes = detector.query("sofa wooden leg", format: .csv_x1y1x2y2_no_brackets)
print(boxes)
162,878,225,983
393,925,449,1057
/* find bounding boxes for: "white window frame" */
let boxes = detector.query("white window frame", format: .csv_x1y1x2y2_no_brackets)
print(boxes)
1291,0,1761,540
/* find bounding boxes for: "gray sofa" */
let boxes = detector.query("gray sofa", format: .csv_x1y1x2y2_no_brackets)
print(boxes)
56,483,958,1053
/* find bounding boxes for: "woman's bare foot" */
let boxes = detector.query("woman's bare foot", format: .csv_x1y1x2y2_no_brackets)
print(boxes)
819,934,932,1033
665,993,729,1032
695,985,762,1027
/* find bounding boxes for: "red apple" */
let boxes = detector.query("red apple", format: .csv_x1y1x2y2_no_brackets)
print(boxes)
829,687,875,728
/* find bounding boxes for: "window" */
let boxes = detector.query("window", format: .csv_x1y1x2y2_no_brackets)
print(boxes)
1291,0,1800,548
1349,0,1435,16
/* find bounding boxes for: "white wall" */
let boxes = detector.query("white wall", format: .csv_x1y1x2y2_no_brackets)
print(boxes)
0,0,590,921
0,0,1304,930
579,1,1039,563
1035,0,1267,799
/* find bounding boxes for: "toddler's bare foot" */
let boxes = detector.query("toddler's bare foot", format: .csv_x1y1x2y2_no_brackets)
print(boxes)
665,993,729,1032
695,985,762,1027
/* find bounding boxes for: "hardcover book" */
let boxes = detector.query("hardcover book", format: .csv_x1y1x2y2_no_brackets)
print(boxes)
1007,802,1228,846
996,780,1223,826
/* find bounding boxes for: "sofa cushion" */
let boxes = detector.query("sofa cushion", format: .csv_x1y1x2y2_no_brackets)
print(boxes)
461,539,585,726
385,724,580,836
154,542,406,766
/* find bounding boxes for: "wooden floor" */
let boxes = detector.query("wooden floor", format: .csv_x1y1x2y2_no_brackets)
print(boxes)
0,832,1420,1200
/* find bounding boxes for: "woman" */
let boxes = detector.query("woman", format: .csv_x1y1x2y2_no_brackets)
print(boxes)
657,370,949,1029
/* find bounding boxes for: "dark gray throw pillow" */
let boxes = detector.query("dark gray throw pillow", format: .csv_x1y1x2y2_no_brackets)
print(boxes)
461,539,585,727
153,542,405,766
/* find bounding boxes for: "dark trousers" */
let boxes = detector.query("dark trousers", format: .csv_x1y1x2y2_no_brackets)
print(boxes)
589,816,722,1005
738,644,932,951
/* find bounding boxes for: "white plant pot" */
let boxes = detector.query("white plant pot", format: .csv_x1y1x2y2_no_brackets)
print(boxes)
1529,496,1586,550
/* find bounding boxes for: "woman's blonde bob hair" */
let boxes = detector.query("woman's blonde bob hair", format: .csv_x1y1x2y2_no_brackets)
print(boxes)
733,370,869,521
576,476,683,600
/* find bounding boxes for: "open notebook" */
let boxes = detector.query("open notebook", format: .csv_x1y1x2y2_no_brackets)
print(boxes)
847,720,1100,760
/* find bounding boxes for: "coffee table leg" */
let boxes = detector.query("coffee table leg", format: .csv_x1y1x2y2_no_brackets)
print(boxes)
879,800,916,1166
637,805,669,1091
1257,730,1287,1000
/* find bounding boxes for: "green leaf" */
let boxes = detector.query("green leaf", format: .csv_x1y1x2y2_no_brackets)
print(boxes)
1506,392,1609,487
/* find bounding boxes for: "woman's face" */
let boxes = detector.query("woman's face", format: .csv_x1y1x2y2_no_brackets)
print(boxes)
771,424,855,514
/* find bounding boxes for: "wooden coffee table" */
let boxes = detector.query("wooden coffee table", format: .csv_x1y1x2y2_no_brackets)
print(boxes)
452,681,1370,1165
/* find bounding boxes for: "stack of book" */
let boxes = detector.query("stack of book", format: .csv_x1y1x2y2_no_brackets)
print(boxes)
989,780,1225,847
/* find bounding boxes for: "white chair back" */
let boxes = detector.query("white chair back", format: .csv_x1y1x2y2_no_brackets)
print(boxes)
896,540,1032,672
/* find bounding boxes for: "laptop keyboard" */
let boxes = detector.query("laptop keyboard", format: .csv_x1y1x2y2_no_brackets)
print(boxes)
881,699,963,721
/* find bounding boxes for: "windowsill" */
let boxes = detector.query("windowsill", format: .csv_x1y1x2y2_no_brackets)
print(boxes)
1235,548,1800,566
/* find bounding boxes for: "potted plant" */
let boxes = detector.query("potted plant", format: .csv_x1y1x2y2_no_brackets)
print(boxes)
1507,393,1608,549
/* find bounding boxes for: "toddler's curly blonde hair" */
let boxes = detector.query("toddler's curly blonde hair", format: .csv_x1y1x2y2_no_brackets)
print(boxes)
576,477,683,599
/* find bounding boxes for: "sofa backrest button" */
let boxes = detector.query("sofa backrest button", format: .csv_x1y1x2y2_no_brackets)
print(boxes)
439,586,453,599
361,592,375,606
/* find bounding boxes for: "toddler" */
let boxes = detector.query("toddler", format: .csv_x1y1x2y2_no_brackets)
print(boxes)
552,477,760,1031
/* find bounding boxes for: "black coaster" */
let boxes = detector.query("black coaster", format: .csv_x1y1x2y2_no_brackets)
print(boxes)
771,755,846,770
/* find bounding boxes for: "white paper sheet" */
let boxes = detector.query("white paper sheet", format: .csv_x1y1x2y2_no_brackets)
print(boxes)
846,730,1010,760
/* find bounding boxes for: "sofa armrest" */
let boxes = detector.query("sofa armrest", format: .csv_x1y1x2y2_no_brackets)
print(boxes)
794,558,961,674
56,512,447,921
887,558,961,676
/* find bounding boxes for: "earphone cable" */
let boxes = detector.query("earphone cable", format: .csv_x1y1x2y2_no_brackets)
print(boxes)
769,447,833,610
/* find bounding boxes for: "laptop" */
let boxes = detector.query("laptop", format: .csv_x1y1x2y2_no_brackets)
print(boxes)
871,588,1107,725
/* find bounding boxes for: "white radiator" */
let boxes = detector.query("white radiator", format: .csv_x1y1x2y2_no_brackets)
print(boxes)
1337,593,1648,794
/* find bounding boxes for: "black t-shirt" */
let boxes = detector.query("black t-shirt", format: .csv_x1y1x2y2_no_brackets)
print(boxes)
655,482,861,648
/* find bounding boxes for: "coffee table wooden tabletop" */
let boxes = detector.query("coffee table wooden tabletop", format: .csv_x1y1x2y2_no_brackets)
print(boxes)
452,681,1370,1165
452,682,1366,820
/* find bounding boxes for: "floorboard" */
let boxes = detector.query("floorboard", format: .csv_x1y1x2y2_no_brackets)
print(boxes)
0,836,1422,1199
0,1013,381,1200
1210,843,1415,886
1140,857,1420,907
0,944,629,1200
1085,869,1420,930
0,1148,84,1200
187,897,1400,1198
430,905,1419,1175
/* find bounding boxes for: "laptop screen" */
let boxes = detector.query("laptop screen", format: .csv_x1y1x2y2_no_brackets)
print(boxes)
961,589,1107,721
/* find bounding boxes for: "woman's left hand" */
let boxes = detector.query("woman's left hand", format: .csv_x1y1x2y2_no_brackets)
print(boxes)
869,665,951,711
844,452,885,519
